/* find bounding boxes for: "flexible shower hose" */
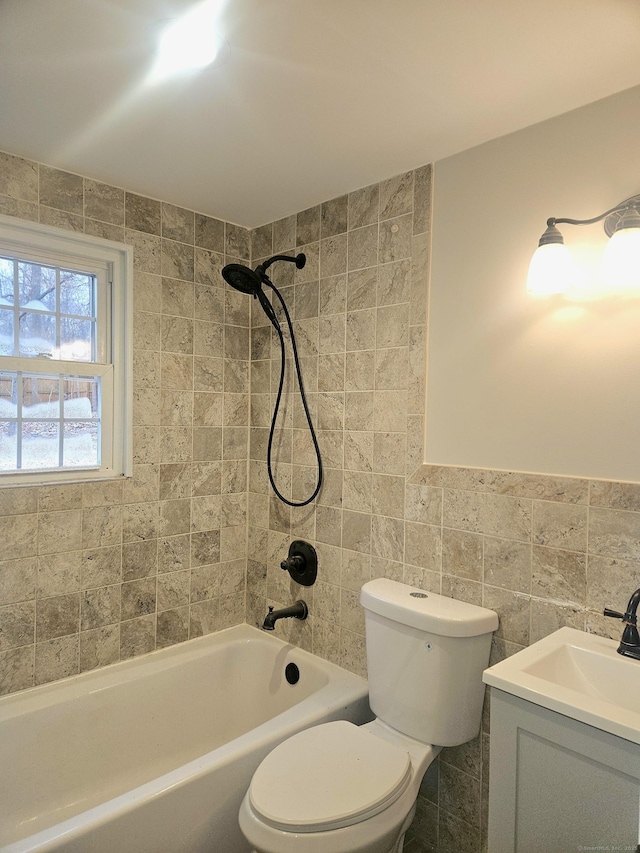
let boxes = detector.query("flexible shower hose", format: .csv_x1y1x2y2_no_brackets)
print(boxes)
261,280,323,507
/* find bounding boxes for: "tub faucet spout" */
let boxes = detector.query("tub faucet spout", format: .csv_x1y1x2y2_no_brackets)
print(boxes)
262,600,308,631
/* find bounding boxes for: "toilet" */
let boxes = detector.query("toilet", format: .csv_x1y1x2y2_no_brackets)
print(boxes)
239,578,499,853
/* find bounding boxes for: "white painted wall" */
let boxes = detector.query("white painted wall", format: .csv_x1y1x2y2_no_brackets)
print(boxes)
426,85,640,481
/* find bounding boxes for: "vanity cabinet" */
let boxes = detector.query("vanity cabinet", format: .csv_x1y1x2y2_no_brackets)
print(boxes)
488,688,640,853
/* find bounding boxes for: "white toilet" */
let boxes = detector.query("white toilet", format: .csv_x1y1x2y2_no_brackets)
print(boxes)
239,578,499,853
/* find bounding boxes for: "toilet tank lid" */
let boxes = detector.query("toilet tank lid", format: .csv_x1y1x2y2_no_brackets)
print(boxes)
361,579,498,637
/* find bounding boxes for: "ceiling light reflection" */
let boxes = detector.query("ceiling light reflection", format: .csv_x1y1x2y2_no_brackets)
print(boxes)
151,0,229,82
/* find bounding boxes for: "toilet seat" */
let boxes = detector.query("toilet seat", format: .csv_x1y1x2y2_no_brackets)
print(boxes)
248,720,412,833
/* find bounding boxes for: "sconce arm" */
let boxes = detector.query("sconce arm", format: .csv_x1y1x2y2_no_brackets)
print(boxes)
548,195,640,235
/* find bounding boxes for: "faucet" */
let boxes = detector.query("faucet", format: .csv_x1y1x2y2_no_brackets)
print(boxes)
262,600,308,631
604,587,640,660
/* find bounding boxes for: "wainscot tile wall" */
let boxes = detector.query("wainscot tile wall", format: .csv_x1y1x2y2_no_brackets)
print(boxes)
2,149,640,853
0,149,249,692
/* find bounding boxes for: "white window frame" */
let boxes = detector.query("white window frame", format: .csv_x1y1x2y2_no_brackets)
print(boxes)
0,214,133,485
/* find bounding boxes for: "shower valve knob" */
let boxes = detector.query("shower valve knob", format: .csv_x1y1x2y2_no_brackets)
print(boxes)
280,555,305,572
280,540,317,587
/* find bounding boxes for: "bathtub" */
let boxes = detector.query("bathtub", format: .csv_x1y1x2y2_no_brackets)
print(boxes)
0,623,371,853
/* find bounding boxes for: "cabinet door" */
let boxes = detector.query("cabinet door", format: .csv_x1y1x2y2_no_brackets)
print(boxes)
489,690,640,853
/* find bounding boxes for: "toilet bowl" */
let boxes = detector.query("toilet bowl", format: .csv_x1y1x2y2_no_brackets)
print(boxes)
239,579,498,853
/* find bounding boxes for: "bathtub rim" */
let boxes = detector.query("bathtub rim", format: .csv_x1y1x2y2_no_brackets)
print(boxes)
0,622,364,720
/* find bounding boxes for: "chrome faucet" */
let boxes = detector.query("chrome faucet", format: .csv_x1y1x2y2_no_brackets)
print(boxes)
604,587,640,660
262,600,308,631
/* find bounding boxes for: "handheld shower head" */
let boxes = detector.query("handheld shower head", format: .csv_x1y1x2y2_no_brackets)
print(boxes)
221,263,263,296
221,254,307,331
221,253,306,295
221,262,280,329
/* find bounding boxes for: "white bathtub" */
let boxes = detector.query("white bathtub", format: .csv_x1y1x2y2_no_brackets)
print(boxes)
0,624,371,853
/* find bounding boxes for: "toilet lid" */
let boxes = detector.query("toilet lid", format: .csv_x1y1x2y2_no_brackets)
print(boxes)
248,720,412,833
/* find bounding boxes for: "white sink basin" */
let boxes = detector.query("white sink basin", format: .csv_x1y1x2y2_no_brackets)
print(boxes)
483,627,640,744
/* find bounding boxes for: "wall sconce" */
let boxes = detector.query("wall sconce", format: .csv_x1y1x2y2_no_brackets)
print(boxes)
527,195,640,296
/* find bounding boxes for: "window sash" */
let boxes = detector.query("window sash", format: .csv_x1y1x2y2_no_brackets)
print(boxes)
0,360,114,483
0,248,109,364
0,214,132,485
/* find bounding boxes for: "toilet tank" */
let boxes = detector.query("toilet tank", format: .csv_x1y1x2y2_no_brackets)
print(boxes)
360,579,498,747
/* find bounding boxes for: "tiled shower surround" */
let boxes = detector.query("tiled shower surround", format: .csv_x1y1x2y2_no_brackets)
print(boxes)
2,149,640,851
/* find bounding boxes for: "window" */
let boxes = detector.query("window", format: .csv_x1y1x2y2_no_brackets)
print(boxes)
0,215,132,484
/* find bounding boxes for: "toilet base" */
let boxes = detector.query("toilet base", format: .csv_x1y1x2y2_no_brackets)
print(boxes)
251,839,406,853
249,830,408,853
240,792,418,853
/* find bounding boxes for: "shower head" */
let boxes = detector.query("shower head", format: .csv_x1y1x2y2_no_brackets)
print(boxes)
221,253,306,294
221,261,281,330
221,263,262,296
221,254,306,332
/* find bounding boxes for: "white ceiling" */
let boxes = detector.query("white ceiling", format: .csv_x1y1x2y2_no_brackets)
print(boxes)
2,0,640,229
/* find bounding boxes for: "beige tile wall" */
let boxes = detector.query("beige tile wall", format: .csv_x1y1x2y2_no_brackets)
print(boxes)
0,150,249,694
247,169,640,853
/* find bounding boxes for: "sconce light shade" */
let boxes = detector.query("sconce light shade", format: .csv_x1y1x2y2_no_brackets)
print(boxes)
529,196,640,298
527,224,574,295
600,208,640,291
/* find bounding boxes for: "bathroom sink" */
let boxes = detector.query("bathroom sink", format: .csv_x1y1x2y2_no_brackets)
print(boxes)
483,627,640,744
